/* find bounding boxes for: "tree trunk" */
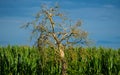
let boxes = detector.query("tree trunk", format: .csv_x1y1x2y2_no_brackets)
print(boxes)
58,44,67,75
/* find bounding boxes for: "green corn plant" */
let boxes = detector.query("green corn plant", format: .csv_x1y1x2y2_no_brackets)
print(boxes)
0,46,120,75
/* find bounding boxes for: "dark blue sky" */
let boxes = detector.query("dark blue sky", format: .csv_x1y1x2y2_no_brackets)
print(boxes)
0,0,120,48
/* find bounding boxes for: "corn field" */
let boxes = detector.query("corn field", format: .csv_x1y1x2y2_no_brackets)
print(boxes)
0,45,120,75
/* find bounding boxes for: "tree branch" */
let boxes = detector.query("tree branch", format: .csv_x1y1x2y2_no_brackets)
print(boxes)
51,33,60,44
60,33,73,43
44,10,55,33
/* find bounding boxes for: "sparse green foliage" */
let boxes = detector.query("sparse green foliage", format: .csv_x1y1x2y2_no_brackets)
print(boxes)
22,3,89,50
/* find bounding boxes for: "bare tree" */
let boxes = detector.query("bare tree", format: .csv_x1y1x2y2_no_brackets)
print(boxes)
22,3,89,75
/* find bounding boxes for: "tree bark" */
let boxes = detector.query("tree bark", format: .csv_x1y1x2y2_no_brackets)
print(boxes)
58,44,67,75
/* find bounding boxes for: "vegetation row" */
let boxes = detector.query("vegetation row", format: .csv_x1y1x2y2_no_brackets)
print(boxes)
0,46,120,75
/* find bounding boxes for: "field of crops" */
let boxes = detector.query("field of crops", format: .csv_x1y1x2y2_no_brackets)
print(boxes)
0,45,120,75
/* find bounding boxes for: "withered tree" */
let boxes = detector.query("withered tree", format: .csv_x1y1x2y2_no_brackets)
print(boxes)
22,3,89,75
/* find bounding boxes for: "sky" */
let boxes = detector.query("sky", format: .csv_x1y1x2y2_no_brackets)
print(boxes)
0,0,120,49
